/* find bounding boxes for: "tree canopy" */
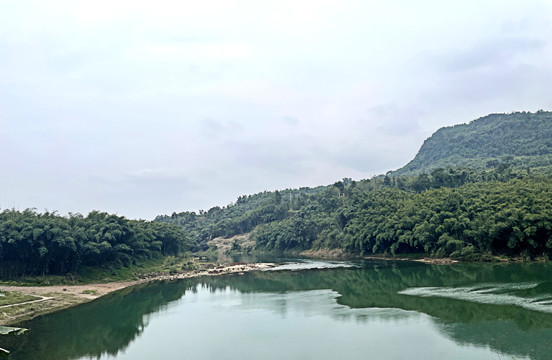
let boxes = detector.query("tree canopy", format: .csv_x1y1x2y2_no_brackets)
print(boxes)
0,210,190,277
392,111,552,176
157,111,552,260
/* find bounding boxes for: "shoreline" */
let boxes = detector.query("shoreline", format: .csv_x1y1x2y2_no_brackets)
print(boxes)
0,262,275,326
1,253,544,326
363,255,460,265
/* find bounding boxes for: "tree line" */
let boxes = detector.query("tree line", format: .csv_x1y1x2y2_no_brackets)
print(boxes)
158,164,552,260
0,210,190,277
155,186,326,251
252,176,552,259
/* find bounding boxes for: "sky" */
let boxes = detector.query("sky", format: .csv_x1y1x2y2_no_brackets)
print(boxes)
1,0,551,219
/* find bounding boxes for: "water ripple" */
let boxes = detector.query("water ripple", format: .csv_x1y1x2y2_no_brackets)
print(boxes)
264,259,357,271
398,282,552,314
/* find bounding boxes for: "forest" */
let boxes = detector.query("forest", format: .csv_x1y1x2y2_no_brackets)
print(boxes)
0,210,189,277
157,111,552,260
155,185,327,251
252,176,552,259
392,110,552,176
157,167,552,259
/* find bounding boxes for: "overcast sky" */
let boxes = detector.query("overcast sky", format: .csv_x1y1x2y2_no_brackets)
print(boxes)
1,0,551,219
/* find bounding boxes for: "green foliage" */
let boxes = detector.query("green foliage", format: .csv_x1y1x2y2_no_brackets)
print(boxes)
153,111,552,260
251,177,552,259
392,111,552,176
155,186,327,251
156,170,552,260
0,291,37,306
81,290,99,295
0,210,191,278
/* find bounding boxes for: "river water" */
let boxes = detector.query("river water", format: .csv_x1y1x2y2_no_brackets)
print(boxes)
5,259,552,359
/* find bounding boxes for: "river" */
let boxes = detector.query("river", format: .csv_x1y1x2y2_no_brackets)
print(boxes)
5,259,552,359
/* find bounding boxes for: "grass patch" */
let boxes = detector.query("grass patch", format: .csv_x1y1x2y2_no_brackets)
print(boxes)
0,258,168,286
81,290,98,295
0,254,213,287
0,291,38,307
1,292,82,326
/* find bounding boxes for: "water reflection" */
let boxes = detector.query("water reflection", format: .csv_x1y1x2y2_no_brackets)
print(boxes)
197,261,552,359
5,261,552,359
6,281,197,360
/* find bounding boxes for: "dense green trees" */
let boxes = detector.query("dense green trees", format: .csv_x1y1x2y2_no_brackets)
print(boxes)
393,111,552,176
155,186,326,251
158,171,552,260
250,177,552,259
342,178,552,258
0,210,190,277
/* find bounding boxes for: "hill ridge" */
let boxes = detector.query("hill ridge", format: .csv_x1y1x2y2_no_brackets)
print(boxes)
390,110,552,176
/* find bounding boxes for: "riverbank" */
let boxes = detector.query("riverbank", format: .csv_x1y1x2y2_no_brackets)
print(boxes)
363,255,459,265
297,249,459,264
0,262,275,326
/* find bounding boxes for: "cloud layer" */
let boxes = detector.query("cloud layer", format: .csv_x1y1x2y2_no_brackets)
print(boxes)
1,0,551,218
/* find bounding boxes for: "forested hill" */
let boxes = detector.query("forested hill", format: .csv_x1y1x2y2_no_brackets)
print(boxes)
156,110,552,260
391,110,552,176
155,185,328,251
157,167,552,259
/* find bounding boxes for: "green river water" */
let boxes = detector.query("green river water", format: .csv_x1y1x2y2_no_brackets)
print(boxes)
4,259,552,359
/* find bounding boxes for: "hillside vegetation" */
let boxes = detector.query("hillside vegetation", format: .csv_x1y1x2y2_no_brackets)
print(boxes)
158,111,552,260
392,110,552,176
155,186,327,251
159,170,552,260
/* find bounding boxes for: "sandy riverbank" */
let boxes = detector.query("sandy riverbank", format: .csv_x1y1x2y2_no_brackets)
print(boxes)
0,262,275,326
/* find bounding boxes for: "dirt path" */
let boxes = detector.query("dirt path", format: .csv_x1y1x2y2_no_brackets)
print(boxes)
0,262,275,326
0,296,54,310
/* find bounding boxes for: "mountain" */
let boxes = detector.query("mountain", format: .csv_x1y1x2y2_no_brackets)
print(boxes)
156,110,552,260
391,110,552,176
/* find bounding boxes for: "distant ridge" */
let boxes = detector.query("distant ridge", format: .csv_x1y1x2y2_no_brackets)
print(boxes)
390,110,552,176
156,110,552,260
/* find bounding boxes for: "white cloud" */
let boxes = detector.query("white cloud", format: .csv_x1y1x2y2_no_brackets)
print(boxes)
1,0,551,218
